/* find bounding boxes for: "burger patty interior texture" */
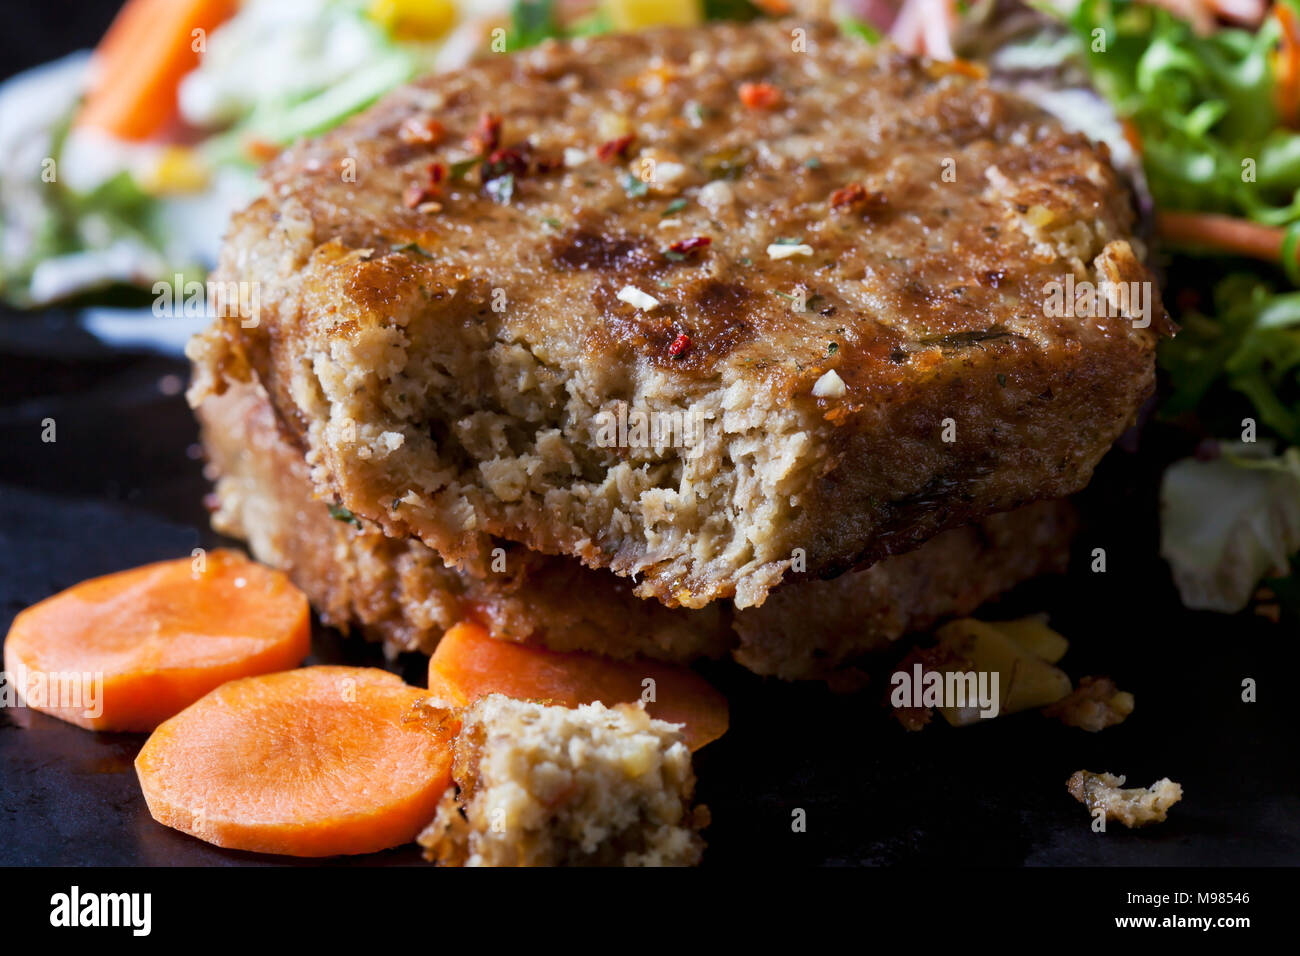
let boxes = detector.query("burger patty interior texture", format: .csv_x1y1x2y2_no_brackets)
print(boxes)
198,382,1076,680
189,19,1163,611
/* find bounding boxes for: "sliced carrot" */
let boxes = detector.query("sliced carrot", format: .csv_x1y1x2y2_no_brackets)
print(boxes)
1276,3,1300,128
1156,210,1289,265
75,0,238,140
427,621,729,750
2,550,310,732
135,667,455,857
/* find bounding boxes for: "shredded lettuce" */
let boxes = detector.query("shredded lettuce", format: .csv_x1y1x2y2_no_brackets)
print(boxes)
1161,444,1300,612
1159,273,1300,445
1066,0,1299,222
507,0,562,51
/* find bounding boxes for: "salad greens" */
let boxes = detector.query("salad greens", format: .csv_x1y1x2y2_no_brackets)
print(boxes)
1065,0,1299,223
1057,0,1300,614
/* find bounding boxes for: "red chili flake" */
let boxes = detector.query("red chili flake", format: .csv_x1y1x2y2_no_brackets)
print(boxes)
484,147,529,179
829,182,887,212
399,116,445,146
404,162,448,209
469,112,503,155
738,82,782,110
668,236,712,256
596,134,635,162
830,183,866,208
668,333,692,358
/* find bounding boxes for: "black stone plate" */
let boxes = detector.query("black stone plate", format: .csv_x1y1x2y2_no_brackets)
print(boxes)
2,3,1296,869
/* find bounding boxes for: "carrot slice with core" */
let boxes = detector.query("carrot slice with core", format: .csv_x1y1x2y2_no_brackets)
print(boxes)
135,666,455,857
427,621,729,750
2,550,310,731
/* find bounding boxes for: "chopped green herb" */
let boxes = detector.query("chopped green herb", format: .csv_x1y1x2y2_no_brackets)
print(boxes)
664,249,687,262
541,216,562,229
450,157,482,180
329,503,362,529
739,257,753,266
805,157,823,170
621,172,649,198
686,102,711,126
701,146,751,181
828,342,839,354
391,242,434,258
997,373,1007,387
663,198,688,216
486,173,516,204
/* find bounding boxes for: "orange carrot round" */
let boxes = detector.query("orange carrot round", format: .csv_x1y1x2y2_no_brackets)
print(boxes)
2,550,310,732
135,666,455,857
427,621,729,750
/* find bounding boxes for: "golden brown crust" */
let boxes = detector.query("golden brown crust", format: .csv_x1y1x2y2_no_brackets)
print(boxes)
190,20,1160,610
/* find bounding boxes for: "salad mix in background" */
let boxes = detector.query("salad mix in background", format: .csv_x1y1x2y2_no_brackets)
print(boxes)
1,0,1297,622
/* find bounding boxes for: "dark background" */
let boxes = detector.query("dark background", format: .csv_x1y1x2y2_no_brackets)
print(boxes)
1,0,1297,869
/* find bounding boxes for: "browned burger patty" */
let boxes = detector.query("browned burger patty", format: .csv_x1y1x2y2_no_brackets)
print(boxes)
197,382,1076,679
188,19,1162,611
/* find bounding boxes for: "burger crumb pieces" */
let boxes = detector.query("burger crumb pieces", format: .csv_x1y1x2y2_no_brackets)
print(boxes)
1043,676,1134,732
738,81,782,110
1067,771,1183,828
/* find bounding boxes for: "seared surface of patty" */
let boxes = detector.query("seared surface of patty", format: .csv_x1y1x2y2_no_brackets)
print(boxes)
189,19,1161,610
198,383,1075,679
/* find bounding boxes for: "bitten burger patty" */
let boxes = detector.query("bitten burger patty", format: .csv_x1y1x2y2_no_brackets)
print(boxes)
189,19,1164,610
197,383,1075,679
